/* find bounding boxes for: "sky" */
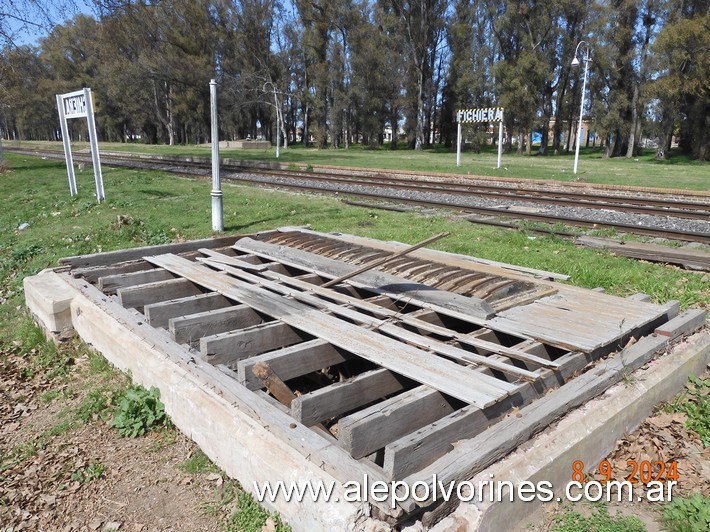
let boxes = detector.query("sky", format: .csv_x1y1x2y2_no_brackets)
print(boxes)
3,0,96,47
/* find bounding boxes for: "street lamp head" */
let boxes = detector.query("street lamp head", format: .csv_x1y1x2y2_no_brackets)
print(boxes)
571,56,580,67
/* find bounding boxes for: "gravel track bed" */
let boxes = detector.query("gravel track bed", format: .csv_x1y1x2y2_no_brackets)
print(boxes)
232,172,710,237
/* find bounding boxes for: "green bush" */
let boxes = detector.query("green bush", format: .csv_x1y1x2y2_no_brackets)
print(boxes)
662,494,710,532
111,385,167,437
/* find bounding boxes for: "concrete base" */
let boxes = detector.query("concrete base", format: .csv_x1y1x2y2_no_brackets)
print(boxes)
23,268,75,336
431,329,709,532
24,268,709,531
24,270,386,531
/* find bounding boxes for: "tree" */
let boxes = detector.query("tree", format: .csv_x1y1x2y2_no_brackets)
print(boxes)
651,0,709,160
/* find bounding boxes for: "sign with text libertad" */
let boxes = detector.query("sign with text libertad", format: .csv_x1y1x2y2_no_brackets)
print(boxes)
56,88,105,201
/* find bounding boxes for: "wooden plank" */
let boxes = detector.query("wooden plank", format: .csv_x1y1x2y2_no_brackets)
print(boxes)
280,227,571,280
576,235,710,270
117,278,202,310
199,258,521,396
381,339,585,480
73,260,154,283
64,275,412,517
146,254,510,408
252,362,298,406
60,234,245,268
238,339,350,390
200,252,551,376
144,292,230,328
233,238,496,320
200,321,309,366
169,304,263,345
291,369,408,426
339,386,456,459
407,329,689,522
98,268,175,294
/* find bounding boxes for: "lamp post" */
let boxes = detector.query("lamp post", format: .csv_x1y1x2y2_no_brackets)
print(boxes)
571,41,591,175
263,82,280,158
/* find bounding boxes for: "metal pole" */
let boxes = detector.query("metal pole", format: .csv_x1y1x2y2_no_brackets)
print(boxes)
56,94,78,196
573,47,590,175
456,121,461,167
497,117,503,169
84,89,104,202
276,104,280,158
210,79,223,232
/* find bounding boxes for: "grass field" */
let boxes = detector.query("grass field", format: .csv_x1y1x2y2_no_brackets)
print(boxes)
7,139,710,191
0,152,708,530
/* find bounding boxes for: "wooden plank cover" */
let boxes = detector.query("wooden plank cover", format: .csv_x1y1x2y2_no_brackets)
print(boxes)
145,253,514,408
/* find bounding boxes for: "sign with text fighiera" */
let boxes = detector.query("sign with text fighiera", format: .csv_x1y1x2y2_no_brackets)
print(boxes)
457,107,504,124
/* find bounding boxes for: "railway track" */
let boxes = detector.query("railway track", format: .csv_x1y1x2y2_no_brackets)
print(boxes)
8,147,710,244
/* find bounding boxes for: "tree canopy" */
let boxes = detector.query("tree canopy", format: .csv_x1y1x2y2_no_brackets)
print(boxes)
1,0,708,160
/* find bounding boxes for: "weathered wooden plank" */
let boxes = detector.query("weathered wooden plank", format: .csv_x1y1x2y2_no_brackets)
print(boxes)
73,260,154,283
200,321,309,366
278,227,571,280
60,234,247,268
63,275,412,517
169,304,263,345
233,238,496,320
98,268,175,294
577,235,710,270
238,339,350,390
144,292,230,328
407,325,701,523
201,253,550,377
146,254,509,407
292,369,409,426
199,258,521,395
117,278,202,310
339,386,457,459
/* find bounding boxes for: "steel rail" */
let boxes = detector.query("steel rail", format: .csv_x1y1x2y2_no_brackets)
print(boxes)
8,147,710,244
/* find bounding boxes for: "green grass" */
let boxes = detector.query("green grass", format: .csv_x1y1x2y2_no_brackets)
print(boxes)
664,374,710,447
662,493,710,532
0,151,707,321
549,503,645,531
180,449,219,475
0,151,706,532
9,140,710,191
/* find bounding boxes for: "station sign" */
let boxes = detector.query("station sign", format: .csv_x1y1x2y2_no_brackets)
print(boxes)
455,107,505,169
457,107,504,124
62,92,88,119
56,88,104,201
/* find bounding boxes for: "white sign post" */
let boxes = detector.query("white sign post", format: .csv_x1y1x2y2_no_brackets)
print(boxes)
56,88,105,201
456,107,505,169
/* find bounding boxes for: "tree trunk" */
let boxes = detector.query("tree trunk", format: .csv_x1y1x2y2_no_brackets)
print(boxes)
626,83,640,158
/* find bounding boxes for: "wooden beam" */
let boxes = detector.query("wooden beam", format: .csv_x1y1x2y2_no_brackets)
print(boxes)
291,369,409,426
339,386,456,459
200,321,310,366
200,255,547,379
60,234,246,268
233,238,496,321
98,268,175,294
146,254,508,408
144,292,230,328
320,232,450,288
64,275,413,517
408,329,688,523
238,339,350,391
117,278,202,311
73,260,154,283
169,304,263,345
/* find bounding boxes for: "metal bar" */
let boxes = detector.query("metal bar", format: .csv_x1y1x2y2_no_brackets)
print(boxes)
320,232,450,289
